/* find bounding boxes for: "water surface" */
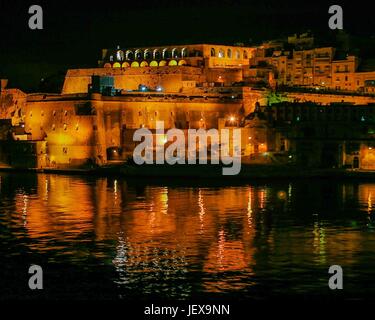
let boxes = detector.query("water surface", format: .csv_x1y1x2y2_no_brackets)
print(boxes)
0,173,374,300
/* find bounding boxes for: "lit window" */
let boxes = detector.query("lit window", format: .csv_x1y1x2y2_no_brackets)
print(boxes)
171,48,179,59
162,48,169,59
126,51,134,60
135,50,142,60
116,50,124,61
181,48,188,58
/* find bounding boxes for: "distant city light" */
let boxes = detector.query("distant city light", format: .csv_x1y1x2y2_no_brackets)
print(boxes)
277,191,287,200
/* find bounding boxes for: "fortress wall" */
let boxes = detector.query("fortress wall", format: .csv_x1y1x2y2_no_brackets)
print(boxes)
18,96,243,165
62,67,205,94
242,88,268,114
0,89,27,122
204,68,243,84
113,74,190,92
23,100,98,165
101,100,242,149
286,92,375,105
62,75,92,94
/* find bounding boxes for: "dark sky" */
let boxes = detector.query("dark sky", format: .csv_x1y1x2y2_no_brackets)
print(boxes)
0,0,374,91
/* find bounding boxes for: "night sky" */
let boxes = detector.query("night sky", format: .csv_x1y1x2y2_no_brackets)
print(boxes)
0,0,374,91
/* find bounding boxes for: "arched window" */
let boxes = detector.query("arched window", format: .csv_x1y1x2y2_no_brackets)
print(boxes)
153,49,161,60
227,49,232,58
178,60,187,66
181,48,188,58
126,50,134,60
113,62,121,68
159,60,167,67
235,50,241,59
135,50,143,60
140,61,149,67
210,48,216,57
131,61,140,67
243,50,248,59
122,62,130,68
150,61,158,67
116,50,124,61
168,60,178,66
218,49,225,58
104,63,112,68
144,49,152,60
162,48,170,59
171,48,179,59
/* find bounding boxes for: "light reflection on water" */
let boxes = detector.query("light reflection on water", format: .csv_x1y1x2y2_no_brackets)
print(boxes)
0,172,375,300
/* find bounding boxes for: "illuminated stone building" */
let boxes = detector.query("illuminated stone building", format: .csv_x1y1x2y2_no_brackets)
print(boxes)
1,39,375,170
252,36,375,92
99,44,255,69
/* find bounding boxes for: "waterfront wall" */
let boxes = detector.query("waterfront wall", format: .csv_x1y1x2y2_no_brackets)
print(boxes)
13,94,243,166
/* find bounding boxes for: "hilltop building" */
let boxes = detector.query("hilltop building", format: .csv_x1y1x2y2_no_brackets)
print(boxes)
0,34,375,170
